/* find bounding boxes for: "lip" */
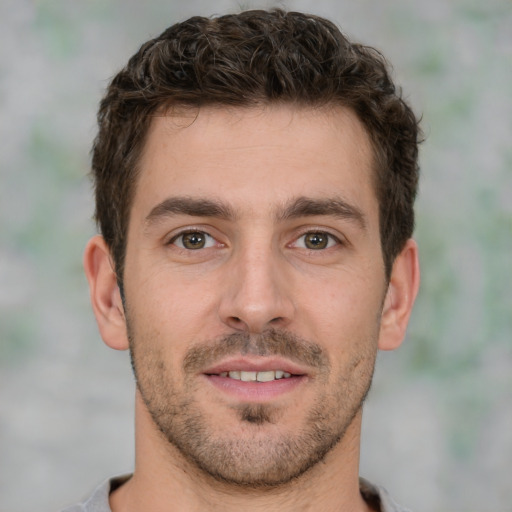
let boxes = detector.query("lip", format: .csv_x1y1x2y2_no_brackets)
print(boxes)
202,357,309,402
203,357,308,376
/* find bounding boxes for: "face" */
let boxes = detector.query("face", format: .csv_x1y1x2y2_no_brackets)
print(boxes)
123,105,387,486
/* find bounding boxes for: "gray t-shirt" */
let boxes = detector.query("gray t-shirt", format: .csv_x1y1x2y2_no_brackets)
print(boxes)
61,475,411,512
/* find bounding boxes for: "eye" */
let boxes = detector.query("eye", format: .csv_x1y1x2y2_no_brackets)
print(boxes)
294,231,339,250
170,231,217,250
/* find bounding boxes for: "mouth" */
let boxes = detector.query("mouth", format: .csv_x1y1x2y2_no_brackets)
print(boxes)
213,370,292,381
202,359,307,401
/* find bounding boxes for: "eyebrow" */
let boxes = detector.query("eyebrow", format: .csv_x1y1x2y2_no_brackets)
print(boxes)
145,197,237,226
277,196,367,230
144,195,366,230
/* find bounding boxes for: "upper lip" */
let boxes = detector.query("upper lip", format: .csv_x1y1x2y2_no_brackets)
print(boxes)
203,357,308,376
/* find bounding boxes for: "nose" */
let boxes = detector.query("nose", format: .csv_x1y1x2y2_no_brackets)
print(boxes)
218,243,295,334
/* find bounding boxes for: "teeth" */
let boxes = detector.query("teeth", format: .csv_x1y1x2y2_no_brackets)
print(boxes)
240,371,257,382
256,371,275,382
221,370,292,381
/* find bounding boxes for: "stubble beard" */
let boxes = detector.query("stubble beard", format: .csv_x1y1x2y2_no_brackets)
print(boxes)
128,326,377,488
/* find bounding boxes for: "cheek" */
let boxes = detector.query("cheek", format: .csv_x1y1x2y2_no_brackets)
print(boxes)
129,266,218,329
299,270,384,338
125,277,223,385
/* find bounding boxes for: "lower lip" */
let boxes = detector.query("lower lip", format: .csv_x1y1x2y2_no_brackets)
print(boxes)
204,374,306,401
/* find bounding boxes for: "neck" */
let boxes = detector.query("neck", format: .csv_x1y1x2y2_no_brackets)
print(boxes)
110,392,371,512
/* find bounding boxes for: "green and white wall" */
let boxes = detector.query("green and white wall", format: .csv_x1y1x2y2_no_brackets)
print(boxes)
1,1,511,510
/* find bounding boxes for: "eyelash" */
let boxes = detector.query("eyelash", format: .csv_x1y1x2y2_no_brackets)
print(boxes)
168,229,219,250
291,230,342,250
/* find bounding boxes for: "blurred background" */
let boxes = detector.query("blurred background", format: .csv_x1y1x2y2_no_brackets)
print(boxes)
0,0,511,510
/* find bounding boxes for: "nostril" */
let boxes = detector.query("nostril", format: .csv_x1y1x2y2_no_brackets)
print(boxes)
229,317,245,328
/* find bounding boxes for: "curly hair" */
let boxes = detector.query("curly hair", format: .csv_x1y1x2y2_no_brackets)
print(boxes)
92,9,421,280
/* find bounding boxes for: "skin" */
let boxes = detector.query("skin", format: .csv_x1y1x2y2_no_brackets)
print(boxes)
84,104,420,512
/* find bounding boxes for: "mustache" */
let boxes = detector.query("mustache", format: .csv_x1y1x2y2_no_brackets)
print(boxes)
183,328,330,374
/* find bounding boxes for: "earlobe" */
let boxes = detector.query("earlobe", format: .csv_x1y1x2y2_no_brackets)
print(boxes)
378,239,420,351
83,235,129,351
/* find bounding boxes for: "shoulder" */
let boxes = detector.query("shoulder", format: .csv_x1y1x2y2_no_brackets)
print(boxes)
360,478,412,512
60,475,131,512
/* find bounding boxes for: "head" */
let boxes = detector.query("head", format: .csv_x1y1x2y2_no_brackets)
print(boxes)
92,9,421,284
85,9,421,491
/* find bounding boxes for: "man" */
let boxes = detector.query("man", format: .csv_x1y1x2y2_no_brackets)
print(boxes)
67,8,421,512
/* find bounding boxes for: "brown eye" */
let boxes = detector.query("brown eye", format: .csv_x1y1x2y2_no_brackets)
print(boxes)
173,231,214,250
304,232,329,249
294,232,338,250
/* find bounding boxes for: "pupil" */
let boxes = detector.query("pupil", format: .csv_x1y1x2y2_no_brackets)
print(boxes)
306,233,327,249
183,232,205,249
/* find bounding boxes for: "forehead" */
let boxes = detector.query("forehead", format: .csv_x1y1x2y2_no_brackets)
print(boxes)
133,104,377,223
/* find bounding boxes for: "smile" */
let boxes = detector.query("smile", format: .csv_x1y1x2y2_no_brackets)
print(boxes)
202,357,308,401
218,370,292,382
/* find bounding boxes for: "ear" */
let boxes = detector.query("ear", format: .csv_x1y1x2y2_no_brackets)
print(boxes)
83,235,129,351
378,238,420,351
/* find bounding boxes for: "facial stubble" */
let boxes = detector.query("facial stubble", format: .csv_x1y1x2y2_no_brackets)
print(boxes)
128,325,377,488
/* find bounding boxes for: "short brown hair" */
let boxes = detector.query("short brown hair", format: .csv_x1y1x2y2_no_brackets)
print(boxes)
92,9,421,281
